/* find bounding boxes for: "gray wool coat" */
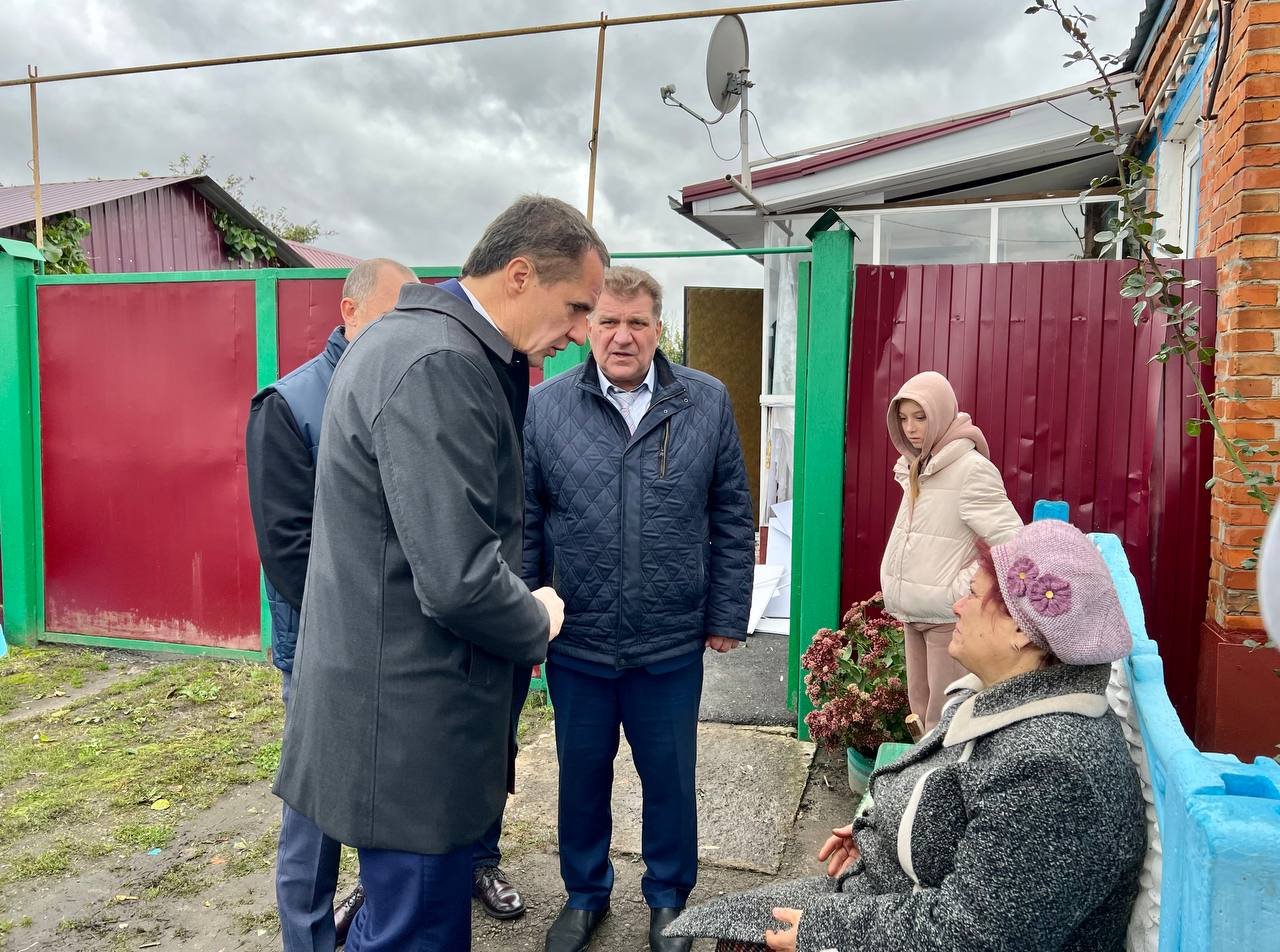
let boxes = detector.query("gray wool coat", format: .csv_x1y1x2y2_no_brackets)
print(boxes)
273,283,550,856
668,663,1146,951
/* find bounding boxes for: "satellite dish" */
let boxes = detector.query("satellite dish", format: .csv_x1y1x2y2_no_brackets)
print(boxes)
706,14,749,115
1259,505,1280,640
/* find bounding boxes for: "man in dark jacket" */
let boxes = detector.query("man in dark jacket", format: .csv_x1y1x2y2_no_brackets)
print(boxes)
246,257,415,951
524,266,755,952
274,195,608,952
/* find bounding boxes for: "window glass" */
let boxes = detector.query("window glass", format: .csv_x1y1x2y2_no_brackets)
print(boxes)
879,207,990,265
996,201,1119,262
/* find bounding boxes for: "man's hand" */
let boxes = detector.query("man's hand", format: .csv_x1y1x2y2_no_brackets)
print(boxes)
764,907,802,951
532,587,564,640
705,635,741,653
816,823,859,877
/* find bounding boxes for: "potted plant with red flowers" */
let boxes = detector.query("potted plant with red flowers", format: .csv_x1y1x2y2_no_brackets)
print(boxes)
801,594,913,795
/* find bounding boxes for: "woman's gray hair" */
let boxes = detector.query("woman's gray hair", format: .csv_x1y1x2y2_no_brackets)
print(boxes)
341,258,417,303
461,195,609,283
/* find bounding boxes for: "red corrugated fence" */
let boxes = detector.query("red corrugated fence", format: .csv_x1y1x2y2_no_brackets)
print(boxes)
840,260,1215,728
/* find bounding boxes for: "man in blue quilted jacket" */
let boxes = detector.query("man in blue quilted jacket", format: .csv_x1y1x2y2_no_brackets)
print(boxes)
523,266,755,952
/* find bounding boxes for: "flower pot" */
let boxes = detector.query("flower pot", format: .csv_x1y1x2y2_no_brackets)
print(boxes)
846,746,875,796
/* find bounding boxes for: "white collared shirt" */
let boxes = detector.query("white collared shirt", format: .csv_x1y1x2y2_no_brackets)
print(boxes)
458,281,501,334
598,361,657,429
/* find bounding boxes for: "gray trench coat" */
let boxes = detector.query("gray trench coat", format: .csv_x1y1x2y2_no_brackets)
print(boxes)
274,283,549,856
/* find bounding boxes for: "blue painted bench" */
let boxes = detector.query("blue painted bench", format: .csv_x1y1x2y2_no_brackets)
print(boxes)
1093,531,1280,952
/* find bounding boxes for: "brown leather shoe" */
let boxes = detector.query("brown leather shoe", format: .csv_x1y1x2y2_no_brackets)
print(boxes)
473,865,526,920
333,882,365,947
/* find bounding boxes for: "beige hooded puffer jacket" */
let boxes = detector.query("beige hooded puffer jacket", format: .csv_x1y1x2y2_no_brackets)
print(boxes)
879,372,1023,623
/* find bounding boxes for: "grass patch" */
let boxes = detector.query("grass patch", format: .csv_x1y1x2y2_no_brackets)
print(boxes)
140,858,209,899
0,644,110,717
0,659,282,886
517,690,553,745
113,822,175,851
236,906,281,935
226,828,278,877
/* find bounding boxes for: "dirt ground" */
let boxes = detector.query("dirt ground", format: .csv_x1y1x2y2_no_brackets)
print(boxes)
0,645,854,951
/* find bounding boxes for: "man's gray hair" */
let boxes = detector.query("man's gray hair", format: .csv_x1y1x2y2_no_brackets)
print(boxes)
600,265,663,320
461,195,610,283
342,258,417,303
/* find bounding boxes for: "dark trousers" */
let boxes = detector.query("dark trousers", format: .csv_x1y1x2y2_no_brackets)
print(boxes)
545,655,703,911
277,671,342,952
471,666,532,871
344,845,472,952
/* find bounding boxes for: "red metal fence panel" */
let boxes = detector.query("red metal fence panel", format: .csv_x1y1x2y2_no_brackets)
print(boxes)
37,281,262,650
840,260,1215,727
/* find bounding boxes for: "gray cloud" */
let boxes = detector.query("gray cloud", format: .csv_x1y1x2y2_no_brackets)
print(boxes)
1,0,1145,325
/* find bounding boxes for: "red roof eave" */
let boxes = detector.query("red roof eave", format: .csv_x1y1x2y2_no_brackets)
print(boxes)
680,108,1012,205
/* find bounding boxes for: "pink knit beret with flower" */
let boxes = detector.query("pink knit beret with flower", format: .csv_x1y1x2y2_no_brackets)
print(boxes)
990,520,1133,665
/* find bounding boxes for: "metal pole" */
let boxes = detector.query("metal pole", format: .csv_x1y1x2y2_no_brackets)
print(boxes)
738,68,752,190
586,13,608,223
0,1,906,89
27,65,43,251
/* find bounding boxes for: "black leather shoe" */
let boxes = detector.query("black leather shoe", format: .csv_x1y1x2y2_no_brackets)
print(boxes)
544,903,610,952
473,865,526,920
649,907,691,952
333,882,365,947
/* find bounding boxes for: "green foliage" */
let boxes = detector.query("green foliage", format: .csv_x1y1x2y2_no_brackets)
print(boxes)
659,324,686,365
151,152,329,263
29,214,92,274
211,208,279,266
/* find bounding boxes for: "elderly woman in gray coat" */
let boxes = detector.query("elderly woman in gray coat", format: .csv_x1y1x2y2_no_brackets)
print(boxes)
667,519,1146,952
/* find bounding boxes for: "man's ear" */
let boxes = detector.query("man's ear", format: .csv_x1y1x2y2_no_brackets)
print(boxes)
505,256,536,295
339,297,358,324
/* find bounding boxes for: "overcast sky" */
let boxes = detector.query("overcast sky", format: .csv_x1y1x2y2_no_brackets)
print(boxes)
0,0,1144,328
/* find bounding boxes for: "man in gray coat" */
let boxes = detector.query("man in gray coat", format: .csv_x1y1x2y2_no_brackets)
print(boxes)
275,195,609,952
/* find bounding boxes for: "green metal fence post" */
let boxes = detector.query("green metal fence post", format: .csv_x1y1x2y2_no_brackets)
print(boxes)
0,239,44,645
791,212,855,740
787,260,812,711
255,269,280,661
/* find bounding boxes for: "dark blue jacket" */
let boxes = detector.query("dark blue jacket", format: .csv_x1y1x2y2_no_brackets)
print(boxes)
523,352,754,668
246,326,347,672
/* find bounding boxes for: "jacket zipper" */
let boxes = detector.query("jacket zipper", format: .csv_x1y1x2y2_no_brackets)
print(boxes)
658,420,671,477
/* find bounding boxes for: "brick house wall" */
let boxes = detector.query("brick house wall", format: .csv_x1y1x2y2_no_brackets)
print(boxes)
1139,0,1280,757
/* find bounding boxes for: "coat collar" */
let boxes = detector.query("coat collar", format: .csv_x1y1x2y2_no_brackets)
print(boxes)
942,663,1112,747
396,279,516,365
873,663,1113,777
576,350,684,399
893,438,974,480
322,325,348,368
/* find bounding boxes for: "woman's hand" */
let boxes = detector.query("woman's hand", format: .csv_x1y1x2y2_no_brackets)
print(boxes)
765,907,802,951
816,823,859,877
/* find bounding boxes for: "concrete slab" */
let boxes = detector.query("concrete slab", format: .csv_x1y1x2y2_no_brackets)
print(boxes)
504,722,815,875
698,631,793,727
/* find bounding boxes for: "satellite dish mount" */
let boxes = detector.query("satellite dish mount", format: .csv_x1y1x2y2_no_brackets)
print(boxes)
661,14,755,189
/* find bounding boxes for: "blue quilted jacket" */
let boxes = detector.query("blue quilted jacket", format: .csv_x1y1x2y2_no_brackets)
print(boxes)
523,353,755,668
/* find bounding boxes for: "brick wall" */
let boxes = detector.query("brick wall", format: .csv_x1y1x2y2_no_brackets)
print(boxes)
1196,1,1280,635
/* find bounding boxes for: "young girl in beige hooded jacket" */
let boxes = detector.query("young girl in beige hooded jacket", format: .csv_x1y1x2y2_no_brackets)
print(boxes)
881,371,1022,730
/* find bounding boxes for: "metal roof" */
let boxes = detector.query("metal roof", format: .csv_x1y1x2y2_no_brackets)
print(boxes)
679,77,1134,206
1123,0,1168,72
284,240,362,268
0,174,308,267
0,176,200,229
